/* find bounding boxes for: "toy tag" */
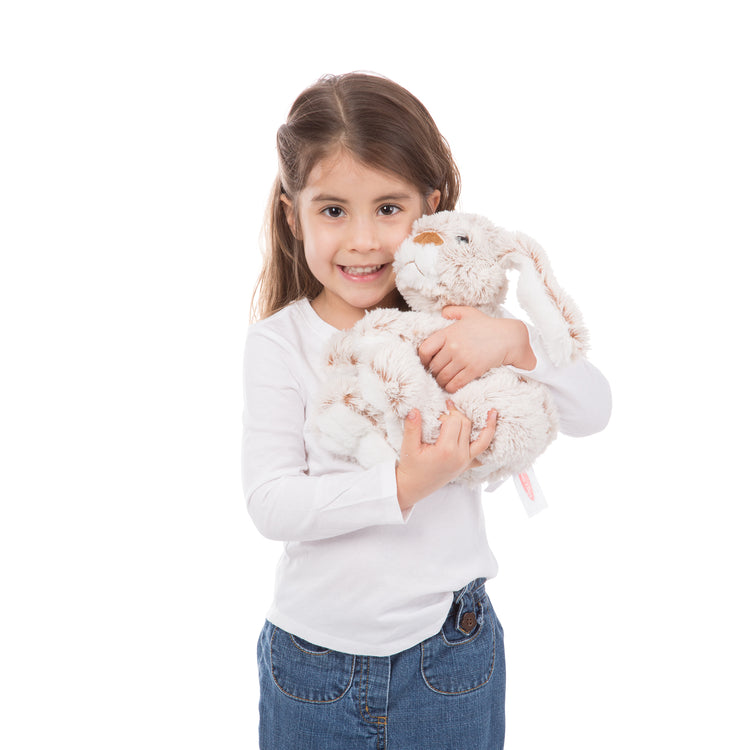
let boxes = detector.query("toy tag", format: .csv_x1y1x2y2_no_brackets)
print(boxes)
513,468,548,517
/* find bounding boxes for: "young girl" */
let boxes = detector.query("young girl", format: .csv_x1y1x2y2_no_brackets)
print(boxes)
242,72,611,750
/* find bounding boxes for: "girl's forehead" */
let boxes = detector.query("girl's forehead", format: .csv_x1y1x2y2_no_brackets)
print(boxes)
303,150,420,200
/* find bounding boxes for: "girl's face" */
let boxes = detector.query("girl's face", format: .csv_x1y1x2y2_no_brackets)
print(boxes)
283,150,440,330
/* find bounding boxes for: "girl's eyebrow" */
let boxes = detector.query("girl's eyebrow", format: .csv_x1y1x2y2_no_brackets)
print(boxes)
374,193,415,203
310,192,415,204
310,194,347,204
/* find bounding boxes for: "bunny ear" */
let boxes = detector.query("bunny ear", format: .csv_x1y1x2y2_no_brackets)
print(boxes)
499,232,589,365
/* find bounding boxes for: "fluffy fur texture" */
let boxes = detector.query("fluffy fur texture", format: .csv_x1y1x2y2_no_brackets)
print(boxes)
312,211,588,485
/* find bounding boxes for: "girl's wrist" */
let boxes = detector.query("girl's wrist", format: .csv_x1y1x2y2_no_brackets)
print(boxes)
396,462,448,511
395,465,424,511
508,320,537,371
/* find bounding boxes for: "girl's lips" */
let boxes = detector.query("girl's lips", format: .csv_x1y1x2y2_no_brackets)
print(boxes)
338,263,389,281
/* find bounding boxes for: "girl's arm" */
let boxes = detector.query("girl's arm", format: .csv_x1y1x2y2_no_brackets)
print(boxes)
242,329,495,542
242,331,404,542
419,305,611,437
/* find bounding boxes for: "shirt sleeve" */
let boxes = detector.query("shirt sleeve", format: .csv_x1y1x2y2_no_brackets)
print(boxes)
507,323,612,437
241,327,407,543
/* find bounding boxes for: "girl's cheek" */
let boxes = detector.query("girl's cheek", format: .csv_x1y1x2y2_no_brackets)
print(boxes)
394,223,413,244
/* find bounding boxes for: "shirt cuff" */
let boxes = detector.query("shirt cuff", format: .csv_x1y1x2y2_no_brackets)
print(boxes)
375,459,412,525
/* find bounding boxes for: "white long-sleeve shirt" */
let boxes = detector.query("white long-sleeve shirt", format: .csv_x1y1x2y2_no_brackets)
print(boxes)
241,298,611,656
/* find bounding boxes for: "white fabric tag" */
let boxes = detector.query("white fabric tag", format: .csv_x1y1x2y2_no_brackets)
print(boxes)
513,467,548,517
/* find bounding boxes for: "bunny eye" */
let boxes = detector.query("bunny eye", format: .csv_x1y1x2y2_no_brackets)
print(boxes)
456,235,470,243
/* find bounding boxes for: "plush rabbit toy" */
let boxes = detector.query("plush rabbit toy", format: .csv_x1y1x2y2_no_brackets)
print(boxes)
312,211,589,486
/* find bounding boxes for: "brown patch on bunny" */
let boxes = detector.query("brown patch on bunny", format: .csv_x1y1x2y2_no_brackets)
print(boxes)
413,231,444,246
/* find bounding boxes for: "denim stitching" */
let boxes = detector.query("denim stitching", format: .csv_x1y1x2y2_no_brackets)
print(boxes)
269,626,355,704
290,635,332,655
358,656,388,727
420,613,497,696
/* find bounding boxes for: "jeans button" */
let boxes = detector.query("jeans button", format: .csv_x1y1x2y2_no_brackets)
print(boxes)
460,612,477,632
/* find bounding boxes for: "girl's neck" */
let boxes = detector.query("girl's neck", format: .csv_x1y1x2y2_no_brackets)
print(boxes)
310,288,400,330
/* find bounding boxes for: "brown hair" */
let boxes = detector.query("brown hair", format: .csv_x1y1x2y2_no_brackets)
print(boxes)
251,72,461,320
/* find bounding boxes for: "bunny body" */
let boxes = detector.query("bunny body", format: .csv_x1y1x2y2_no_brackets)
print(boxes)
313,211,588,485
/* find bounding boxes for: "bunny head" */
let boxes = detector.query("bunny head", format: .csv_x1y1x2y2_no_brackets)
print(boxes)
393,212,511,316
393,211,589,365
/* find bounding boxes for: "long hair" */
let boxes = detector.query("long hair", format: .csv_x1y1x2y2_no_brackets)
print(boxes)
251,72,461,320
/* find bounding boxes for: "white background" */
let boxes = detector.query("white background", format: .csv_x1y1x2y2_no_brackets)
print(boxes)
2,1,748,747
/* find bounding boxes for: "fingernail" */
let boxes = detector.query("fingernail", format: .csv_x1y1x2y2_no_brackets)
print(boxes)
407,409,417,420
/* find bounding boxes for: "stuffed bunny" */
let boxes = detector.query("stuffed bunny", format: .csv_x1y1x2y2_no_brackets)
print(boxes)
312,211,589,485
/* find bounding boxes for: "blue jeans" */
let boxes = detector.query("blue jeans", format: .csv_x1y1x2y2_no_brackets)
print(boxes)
257,579,505,749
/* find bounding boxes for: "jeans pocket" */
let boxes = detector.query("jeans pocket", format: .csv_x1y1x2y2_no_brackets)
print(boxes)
420,597,496,695
269,626,355,704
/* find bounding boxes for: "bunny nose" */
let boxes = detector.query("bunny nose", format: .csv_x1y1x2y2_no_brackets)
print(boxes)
412,231,444,246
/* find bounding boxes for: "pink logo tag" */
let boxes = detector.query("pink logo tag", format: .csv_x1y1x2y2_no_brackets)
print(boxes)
519,472,535,501
513,468,547,516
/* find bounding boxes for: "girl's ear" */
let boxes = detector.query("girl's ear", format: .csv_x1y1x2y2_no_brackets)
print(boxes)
426,189,441,215
280,194,299,238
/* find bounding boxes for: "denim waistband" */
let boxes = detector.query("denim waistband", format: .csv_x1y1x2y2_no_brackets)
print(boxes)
450,578,488,636
453,577,487,603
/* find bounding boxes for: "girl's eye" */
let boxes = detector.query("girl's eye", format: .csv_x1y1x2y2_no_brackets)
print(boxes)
323,206,344,218
379,204,401,216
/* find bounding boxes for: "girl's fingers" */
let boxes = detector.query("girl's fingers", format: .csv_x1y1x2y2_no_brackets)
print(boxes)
443,367,471,394
435,362,465,390
441,305,470,321
436,411,462,444
426,348,452,379
438,401,473,445
469,409,498,460
400,409,423,455
418,330,446,368
449,401,473,430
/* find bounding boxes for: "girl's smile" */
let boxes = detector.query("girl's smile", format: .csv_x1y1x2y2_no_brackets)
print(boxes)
282,149,439,330
338,264,387,279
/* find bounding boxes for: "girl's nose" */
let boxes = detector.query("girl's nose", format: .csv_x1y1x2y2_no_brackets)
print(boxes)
347,217,380,252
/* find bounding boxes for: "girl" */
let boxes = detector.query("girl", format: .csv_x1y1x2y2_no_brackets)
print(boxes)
242,72,611,750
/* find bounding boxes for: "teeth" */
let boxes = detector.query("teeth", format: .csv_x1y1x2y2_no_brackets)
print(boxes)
342,265,383,276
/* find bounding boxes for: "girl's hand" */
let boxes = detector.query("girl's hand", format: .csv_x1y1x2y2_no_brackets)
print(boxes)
395,403,497,511
418,306,537,393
